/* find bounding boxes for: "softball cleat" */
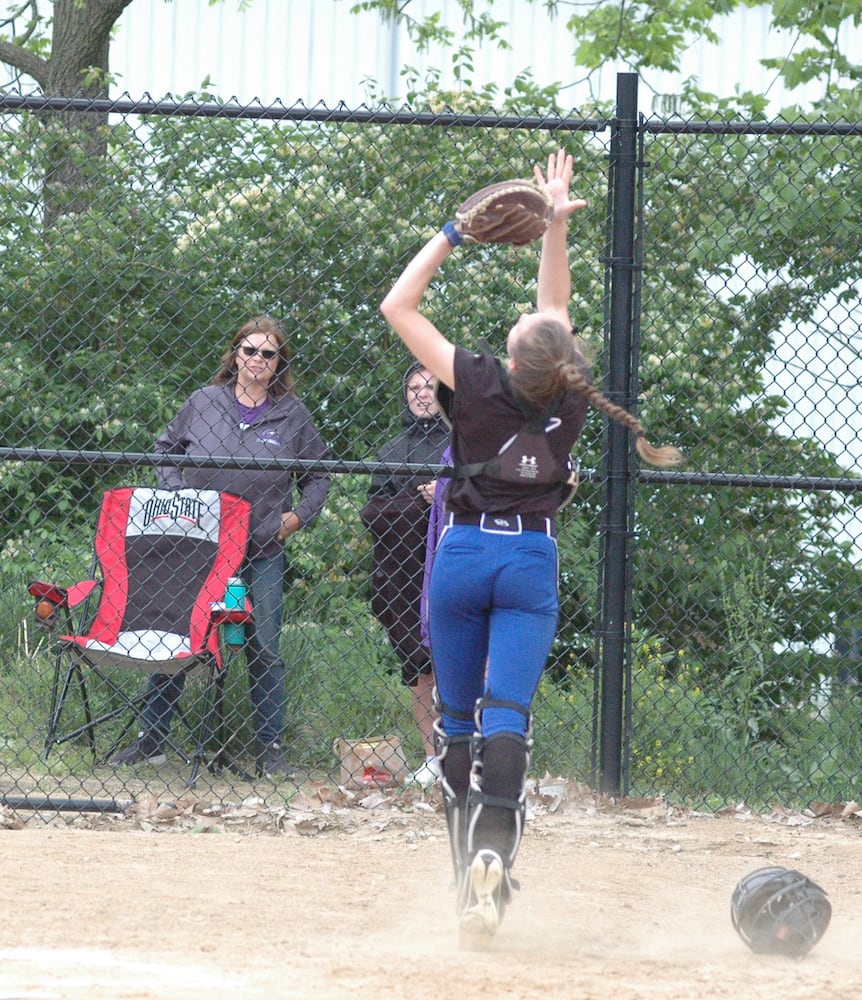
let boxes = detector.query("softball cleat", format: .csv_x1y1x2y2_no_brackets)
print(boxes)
459,849,505,946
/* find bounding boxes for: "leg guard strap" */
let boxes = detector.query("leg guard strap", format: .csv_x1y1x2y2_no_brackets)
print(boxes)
473,693,534,747
437,699,475,725
474,694,531,724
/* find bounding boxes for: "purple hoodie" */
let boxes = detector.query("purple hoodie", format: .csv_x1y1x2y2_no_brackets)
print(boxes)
420,444,452,647
154,383,330,558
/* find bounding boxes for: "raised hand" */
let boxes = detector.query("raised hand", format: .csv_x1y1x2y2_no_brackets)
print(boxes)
534,149,587,224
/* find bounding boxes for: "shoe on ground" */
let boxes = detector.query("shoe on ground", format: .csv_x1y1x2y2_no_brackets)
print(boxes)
407,757,441,787
459,849,505,946
108,736,166,766
256,741,295,780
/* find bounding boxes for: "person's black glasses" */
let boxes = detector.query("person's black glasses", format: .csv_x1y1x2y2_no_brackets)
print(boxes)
237,345,278,361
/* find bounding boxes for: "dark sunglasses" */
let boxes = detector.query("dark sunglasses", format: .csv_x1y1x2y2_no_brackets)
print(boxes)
237,345,278,361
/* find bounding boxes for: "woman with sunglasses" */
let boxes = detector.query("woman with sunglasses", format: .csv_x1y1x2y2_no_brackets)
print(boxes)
109,315,331,779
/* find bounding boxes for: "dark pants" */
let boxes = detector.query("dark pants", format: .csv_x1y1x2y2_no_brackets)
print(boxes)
141,552,286,748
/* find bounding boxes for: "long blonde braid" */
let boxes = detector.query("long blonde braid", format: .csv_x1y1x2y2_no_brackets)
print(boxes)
510,318,683,468
562,362,682,467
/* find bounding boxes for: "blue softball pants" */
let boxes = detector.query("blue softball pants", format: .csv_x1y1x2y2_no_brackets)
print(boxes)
428,523,559,739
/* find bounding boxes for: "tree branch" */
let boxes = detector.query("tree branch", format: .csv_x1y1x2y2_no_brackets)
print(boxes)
0,38,49,89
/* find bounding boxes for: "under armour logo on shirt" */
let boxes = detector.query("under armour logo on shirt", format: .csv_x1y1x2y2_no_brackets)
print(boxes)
515,455,540,480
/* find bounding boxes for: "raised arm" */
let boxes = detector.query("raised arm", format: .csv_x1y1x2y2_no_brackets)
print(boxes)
379,231,458,390
534,150,587,326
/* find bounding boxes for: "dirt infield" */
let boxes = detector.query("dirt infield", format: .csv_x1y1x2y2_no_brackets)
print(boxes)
1,785,861,999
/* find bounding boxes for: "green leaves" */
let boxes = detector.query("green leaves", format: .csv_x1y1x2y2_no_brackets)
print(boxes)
351,0,862,110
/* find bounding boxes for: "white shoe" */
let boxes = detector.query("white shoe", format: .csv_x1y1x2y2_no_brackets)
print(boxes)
407,757,440,787
459,849,504,945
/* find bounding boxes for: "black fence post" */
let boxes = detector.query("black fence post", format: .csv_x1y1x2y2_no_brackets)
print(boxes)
597,72,639,797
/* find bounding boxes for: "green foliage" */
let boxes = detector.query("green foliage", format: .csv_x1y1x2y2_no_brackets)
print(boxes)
627,631,861,808
626,118,862,667
569,0,729,74
531,667,595,779
709,561,796,740
629,636,703,791
351,0,862,110
285,475,372,613
2,7,862,805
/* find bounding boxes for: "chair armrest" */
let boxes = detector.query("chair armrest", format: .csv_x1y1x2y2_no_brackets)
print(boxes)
208,603,254,626
28,579,99,608
29,579,100,631
209,601,254,650
28,581,69,607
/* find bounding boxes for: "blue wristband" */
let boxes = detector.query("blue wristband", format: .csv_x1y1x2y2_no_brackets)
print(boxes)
442,221,463,248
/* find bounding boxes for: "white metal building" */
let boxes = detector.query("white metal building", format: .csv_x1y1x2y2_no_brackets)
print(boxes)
110,1,842,113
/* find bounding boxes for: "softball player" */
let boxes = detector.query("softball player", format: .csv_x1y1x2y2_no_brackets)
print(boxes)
380,149,680,944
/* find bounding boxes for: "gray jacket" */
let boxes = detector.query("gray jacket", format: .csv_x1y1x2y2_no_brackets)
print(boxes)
155,384,331,557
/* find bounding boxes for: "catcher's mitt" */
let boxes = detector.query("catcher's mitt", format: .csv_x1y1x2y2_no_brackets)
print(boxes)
455,178,555,246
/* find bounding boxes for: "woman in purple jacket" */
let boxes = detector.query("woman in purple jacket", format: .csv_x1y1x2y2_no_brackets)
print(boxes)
110,315,331,780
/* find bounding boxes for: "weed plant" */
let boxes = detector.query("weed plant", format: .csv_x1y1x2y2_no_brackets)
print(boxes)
2,565,860,808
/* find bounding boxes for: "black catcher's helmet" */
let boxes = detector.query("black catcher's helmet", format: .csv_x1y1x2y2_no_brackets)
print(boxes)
730,866,832,958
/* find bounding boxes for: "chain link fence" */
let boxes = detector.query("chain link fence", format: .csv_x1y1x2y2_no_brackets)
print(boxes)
1,79,860,815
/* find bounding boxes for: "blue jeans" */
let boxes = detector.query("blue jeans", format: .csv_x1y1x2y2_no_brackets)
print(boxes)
141,552,287,748
428,524,559,739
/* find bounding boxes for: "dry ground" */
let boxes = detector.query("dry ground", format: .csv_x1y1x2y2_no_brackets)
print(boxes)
1,783,860,1000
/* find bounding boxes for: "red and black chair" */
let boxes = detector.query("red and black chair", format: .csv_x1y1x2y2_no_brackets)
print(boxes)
29,486,252,784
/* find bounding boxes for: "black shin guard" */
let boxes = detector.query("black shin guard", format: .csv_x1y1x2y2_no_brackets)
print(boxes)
434,718,473,890
466,733,530,871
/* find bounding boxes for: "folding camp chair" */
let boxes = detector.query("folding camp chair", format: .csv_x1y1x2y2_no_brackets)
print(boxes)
29,486,253,784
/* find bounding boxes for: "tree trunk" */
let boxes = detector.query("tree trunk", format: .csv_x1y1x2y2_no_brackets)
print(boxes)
41,0,134,226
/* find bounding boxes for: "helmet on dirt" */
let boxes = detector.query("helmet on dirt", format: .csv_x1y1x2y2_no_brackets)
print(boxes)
730,866,831,958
